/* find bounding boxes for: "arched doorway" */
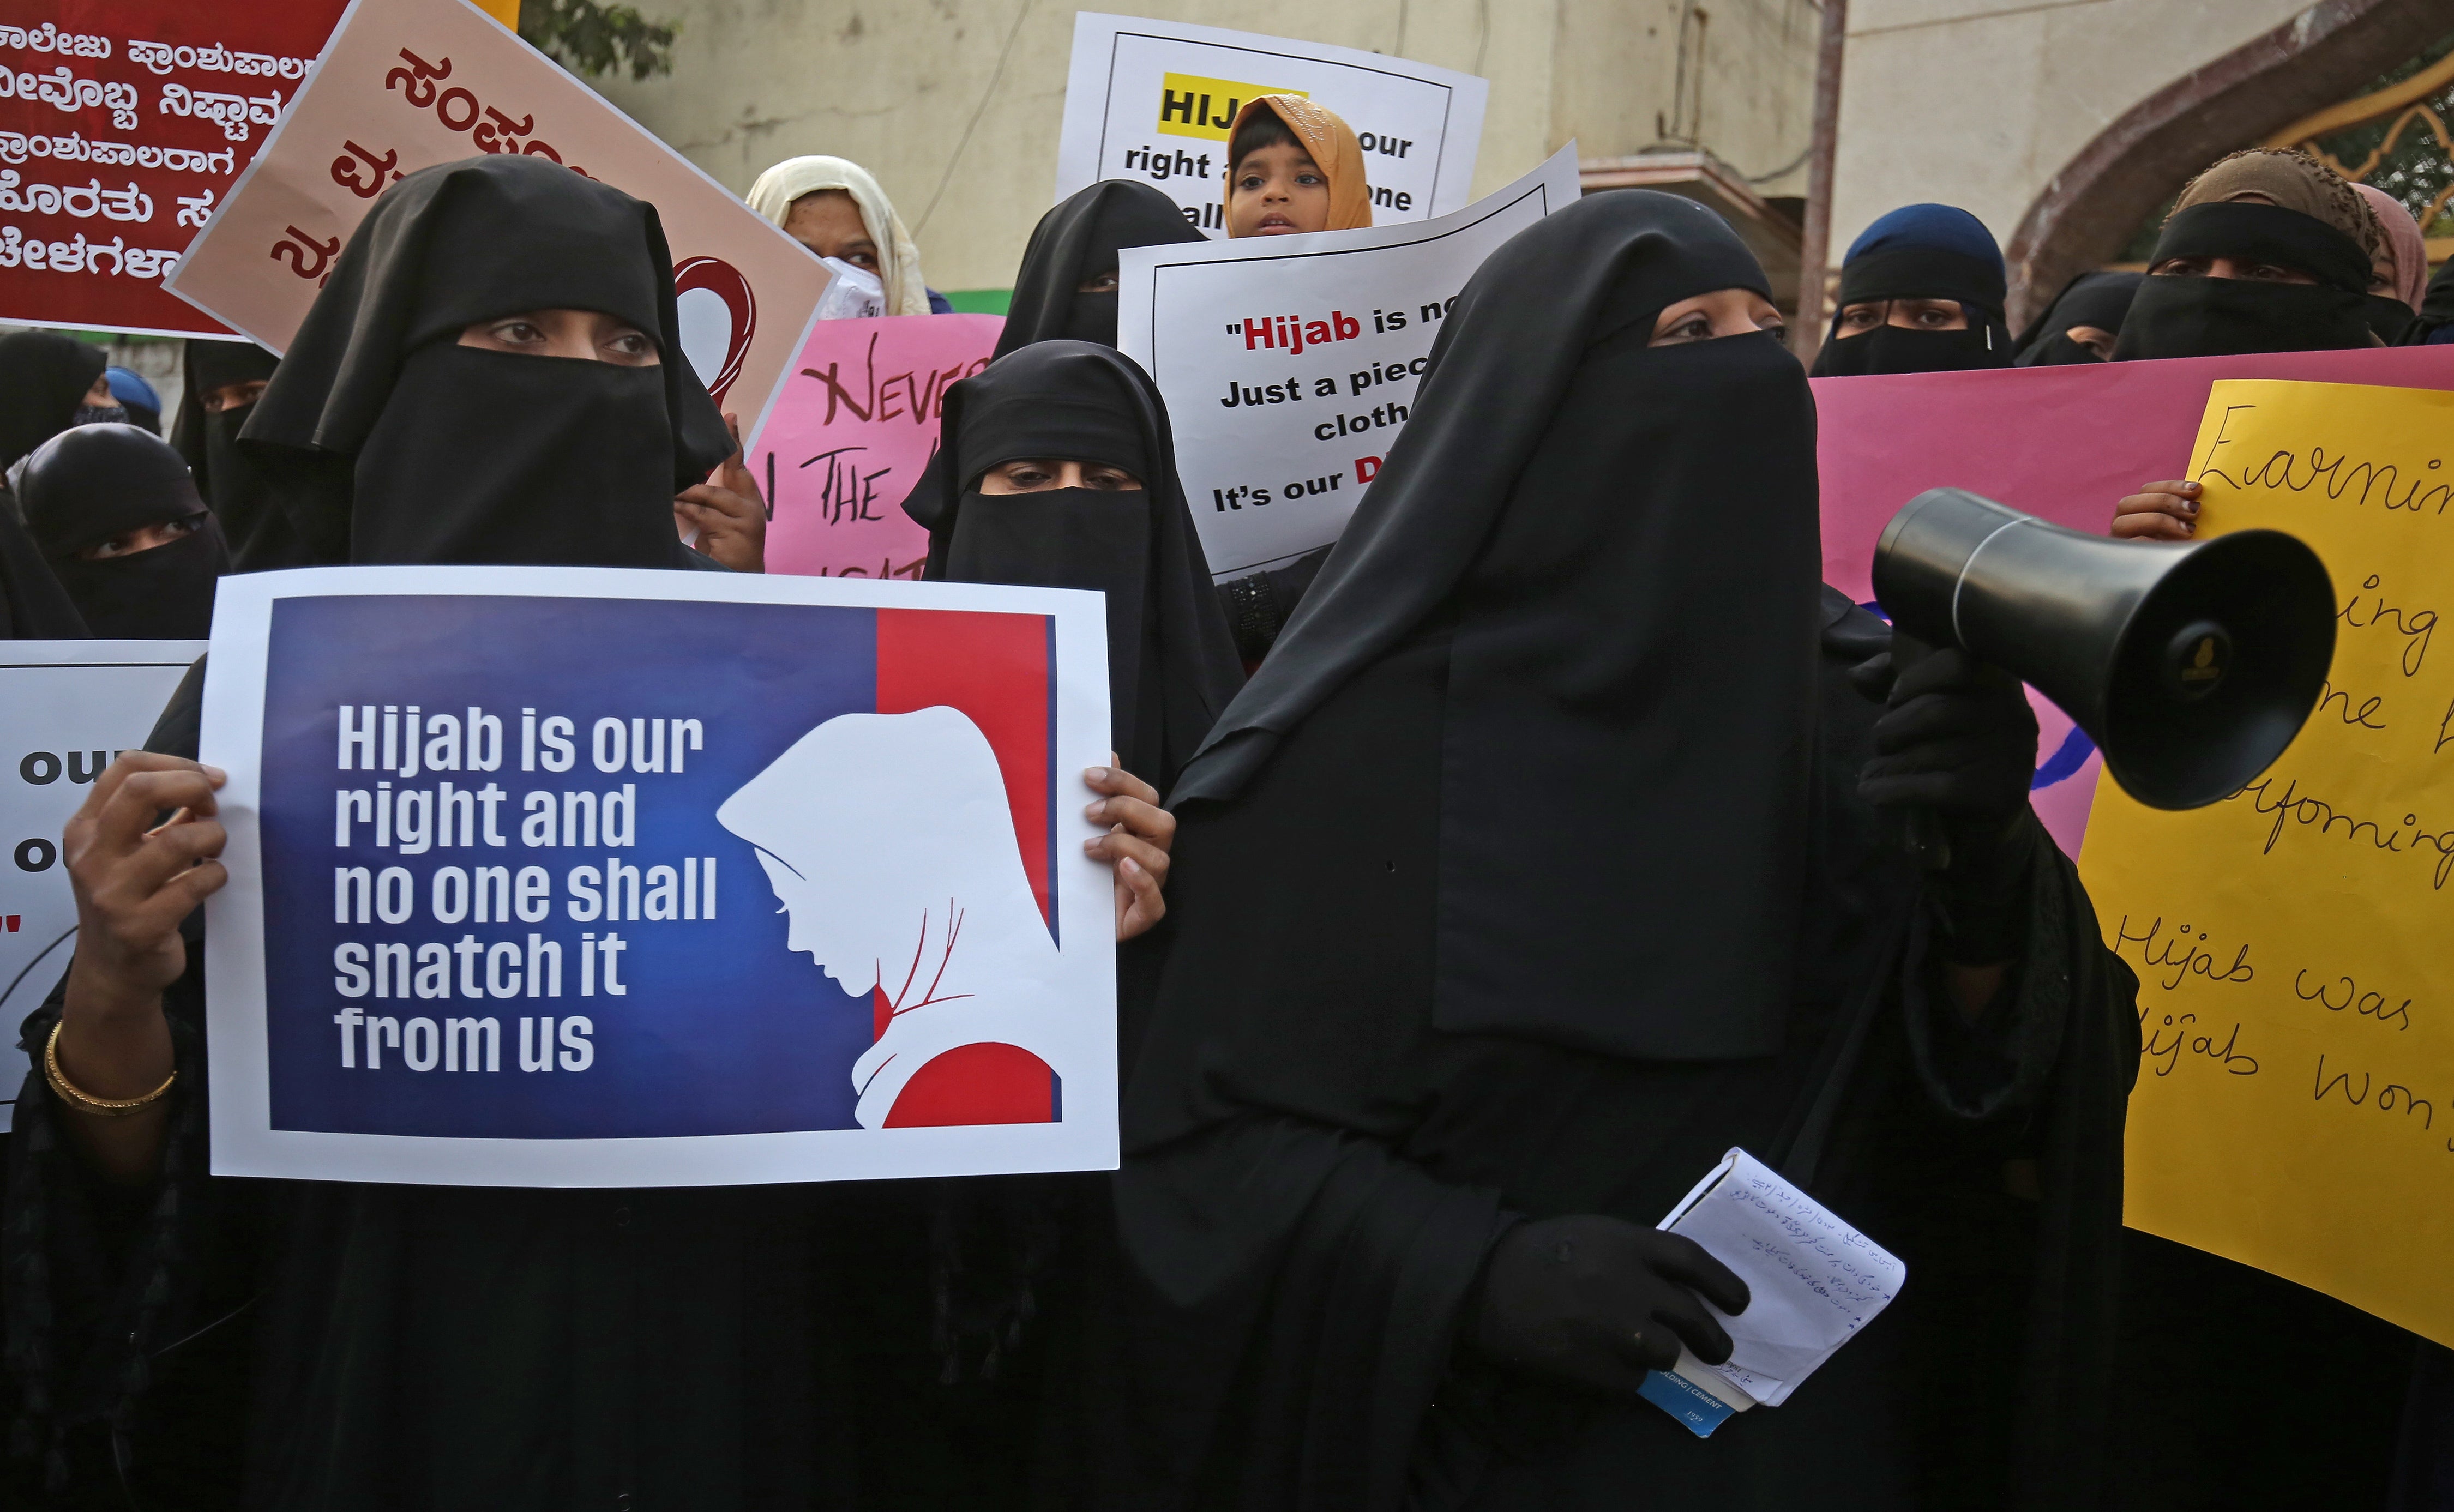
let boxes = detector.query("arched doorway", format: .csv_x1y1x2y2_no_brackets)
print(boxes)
2002,0,2449,326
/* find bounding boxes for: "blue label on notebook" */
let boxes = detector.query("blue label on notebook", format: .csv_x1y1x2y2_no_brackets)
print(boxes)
1638,1368,1739,1438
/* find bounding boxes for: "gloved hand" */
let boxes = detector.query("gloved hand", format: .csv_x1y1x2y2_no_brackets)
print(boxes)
1853,645,2043,962
1469,1214,1749,1394
1854,646,2039,822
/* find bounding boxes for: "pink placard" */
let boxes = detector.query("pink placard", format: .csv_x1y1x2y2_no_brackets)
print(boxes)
750,314,1003,580
162,0,829,437
1811,345,2454,856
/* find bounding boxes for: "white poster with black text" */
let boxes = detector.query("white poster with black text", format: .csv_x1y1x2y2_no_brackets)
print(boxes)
0,641,207,1104
1053,12,1487,234
1118,143,1580,580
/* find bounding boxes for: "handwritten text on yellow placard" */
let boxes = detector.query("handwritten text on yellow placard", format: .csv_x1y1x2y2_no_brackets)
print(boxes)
2080,378,2454,1345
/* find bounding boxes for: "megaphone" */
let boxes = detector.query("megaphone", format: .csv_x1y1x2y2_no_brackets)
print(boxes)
1872,488,2335,811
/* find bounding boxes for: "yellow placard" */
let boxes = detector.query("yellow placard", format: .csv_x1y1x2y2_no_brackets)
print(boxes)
2080,378,2454,1344
474,0,520,28
1154,73,1302,141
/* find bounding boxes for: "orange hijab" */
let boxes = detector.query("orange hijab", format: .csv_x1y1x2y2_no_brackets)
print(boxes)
1223,95,1373,233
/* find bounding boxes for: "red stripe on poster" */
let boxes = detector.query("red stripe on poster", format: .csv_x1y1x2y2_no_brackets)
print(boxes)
874,608,1052,931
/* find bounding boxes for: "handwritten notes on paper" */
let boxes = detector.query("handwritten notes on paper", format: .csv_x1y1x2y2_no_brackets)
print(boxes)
2080,379,2454,1345
1660,1148,1905,1407
749,314,1001,580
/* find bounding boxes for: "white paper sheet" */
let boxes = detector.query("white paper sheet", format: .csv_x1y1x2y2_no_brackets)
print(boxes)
0,641,207,1105
1658,1148,1908,1407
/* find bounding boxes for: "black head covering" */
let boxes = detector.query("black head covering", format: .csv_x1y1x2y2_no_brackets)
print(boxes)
0,330,107,469
17,423,225,638
2410,257,2454,345
904,340,1242,791
1809,203,2014,376
993,180,1207,358
1172,189,1817,1059
2112,203,2376,359
170,339,303,571
2013,270,2143,366
239,155,734,567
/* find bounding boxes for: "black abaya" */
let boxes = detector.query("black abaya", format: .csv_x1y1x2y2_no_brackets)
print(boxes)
4,159,834,1508
1110,599,2139,1512
1104,191,2140,1512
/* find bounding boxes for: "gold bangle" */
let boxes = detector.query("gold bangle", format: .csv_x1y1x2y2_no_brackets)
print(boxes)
44,1020,176,1118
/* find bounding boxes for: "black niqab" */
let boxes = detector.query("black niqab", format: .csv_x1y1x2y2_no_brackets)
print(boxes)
2112,202,2375,359
1174,190,1815,1061
906,340,1242,792
2410,257,2454,343
993,180,1207,357
16,423,225,639
171,340,305,571
1809,244,2014,376
0,329,106,469
239,154,734,566
2012,271,2140,366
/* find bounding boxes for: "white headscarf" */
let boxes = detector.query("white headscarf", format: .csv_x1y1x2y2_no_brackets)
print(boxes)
745,156,932,318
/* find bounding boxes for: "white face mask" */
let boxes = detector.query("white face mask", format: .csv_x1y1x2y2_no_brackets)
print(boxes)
813,257,887,321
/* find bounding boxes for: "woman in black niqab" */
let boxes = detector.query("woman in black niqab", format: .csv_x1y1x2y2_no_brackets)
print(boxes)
906,340,1242,791
0,331,107,637
994,180,1206,357
2012,270,2140,365
239,154,735,567
4,156,826,1510
0,329,107,471
170,339,305,571
1099,190,2141,1512
17,423,227,639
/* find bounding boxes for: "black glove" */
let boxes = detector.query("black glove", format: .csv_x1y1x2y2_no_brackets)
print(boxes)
1854,647,2038,822
1469,1215,1749,1394
1854,646,2043,962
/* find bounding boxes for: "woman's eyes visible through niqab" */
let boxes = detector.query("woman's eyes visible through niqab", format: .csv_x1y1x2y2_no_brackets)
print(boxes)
1646,288,1787,347
980,459,1144,493
1834,297,1967,335
1076,272,1121,294
457,309,663,366
80,514,204,561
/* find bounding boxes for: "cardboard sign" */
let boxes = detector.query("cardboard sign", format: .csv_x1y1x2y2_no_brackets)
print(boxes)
1117,143,1580,580
165,0,828,436
1055,13,1487,235
750,313,1003,580
2077,379,2454,1345
201,567,1114,1188
0,4,348,337
1811,345,2454,859
0,642,207,1103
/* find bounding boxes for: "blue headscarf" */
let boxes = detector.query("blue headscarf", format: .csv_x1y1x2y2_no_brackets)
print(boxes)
1811,204,2014,376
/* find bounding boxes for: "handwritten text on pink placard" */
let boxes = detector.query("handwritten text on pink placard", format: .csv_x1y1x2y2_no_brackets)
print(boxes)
753,314,1002,580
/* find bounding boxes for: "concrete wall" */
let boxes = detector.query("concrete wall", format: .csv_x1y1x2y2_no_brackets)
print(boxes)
593,1,1821,292
1829,0,2312,261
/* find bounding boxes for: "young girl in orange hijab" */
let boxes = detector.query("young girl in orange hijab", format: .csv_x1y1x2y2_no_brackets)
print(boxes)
1222,95,1372,237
